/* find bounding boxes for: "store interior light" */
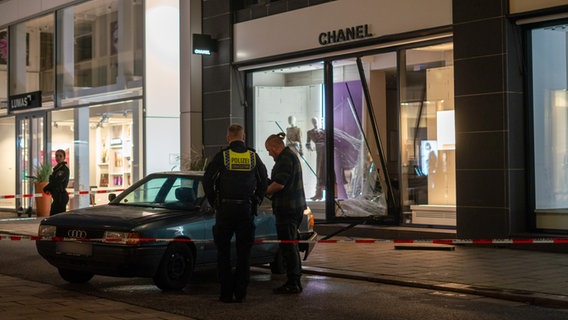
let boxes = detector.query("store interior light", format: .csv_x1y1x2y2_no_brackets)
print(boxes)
554,90,568,108
436,110,455,150
193,34,217,55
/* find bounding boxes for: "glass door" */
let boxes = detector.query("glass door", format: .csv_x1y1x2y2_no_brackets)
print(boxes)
16,112,47,216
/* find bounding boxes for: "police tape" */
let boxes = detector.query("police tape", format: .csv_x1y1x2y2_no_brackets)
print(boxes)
0,189,126,200
2,235,568,244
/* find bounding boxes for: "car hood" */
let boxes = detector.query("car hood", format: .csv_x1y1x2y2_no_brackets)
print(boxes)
40,204,201,229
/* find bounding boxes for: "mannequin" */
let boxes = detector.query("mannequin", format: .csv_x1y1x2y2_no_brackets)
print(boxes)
306,117,325,200
286,115,303,156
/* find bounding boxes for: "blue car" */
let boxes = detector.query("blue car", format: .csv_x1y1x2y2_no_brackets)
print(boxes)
35,171,317,291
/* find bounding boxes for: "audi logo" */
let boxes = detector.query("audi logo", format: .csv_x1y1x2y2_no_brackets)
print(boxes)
67,230,87,238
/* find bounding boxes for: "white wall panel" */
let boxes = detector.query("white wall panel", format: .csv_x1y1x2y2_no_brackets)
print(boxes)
234,0,452,63
145,0,180,174
511,0,568,14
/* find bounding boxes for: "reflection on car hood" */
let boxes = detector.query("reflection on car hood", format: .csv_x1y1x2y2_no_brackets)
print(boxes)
41,204,199,229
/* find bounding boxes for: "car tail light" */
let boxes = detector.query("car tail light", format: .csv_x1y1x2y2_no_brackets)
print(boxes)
103,231,141,245
309,213,315,228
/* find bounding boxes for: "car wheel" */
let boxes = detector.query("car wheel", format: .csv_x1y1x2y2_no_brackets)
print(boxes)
58,268,94,283
153,242,194,291
270,249,286,274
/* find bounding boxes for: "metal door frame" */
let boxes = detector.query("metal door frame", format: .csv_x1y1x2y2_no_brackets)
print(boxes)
15,111,49,215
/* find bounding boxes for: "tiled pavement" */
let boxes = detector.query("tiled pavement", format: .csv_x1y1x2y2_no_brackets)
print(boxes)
1,213,568,319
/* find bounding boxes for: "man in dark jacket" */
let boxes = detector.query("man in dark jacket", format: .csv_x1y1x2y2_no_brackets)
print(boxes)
203,124,268,303
265,132,307,294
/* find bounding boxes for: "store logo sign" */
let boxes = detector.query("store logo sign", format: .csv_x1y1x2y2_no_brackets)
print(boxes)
8,91,41,111
318,24,373,46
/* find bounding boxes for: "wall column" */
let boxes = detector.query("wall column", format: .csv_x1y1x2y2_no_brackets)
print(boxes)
453,0,526,238
202,0,242,158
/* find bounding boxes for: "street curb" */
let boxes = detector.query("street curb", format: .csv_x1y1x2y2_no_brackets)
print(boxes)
301,266,568,309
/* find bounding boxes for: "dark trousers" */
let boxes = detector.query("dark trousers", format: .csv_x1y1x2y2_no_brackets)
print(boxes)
213,203,255,300
275,207,304,284
50,191,69,216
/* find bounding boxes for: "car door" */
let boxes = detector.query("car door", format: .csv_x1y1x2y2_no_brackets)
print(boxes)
251,202,279,259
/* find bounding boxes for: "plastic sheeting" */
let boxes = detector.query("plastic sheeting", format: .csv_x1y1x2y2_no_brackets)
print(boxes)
334,129,386,217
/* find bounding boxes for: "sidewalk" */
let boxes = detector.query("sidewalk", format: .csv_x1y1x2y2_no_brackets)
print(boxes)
1,213,568,315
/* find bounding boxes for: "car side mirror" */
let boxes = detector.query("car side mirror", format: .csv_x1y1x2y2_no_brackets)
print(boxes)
108,193,117,202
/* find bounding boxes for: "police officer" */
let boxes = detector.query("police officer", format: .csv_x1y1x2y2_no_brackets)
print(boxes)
43,149,70,216
203,124,268,303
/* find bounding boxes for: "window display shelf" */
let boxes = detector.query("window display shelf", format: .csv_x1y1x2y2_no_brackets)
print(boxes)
95,123,133,189
410,205,456,226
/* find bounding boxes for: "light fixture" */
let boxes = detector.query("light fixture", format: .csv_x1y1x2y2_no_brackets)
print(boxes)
436,110,455,150
96,113,110,128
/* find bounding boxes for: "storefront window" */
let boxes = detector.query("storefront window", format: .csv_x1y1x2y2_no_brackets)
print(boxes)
531,23,568,231
0,116,16,209
9,14,55,104
332,55,394,218
90,100,142,205
399,43,456,226
50,100,142,208
0,28,7,114
251,42,454,223
252,63,327,219
56,0,144,107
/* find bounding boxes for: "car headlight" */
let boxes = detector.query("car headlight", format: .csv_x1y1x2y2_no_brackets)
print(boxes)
103,231,141,245
38,225,56,239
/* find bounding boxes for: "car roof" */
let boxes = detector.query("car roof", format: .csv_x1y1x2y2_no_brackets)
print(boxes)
147,171,204,177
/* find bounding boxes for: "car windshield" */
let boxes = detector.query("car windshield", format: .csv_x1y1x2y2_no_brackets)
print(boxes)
116,175,204,210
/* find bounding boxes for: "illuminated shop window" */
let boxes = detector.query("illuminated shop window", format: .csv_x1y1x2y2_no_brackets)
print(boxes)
399,43,456,226
531,23,568,230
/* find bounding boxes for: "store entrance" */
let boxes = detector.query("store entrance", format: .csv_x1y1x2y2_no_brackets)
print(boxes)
16,112,47,216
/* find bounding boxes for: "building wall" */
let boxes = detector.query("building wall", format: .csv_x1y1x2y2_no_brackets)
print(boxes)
0,0,77,27
453,0,526,238
201,0,238,159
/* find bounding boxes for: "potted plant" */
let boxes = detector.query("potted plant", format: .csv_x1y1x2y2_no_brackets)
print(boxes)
176,149,208,171
29,162,53,217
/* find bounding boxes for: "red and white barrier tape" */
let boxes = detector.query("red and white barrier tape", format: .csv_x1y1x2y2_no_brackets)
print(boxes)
2,235,568,244
0,189,125,200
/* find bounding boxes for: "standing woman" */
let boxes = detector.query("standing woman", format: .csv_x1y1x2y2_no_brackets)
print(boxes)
43,149,70,215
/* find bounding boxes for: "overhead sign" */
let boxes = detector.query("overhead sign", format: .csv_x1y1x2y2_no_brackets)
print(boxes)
193,34,218,55
8,91,42,112
318,24,373,45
